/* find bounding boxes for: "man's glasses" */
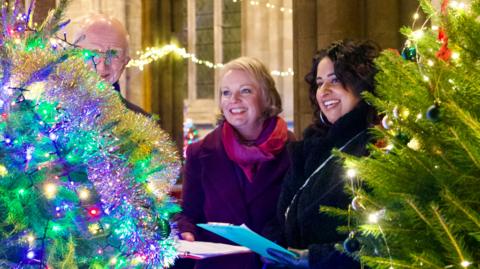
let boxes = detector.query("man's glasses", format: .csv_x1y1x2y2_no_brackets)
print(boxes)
84,49,123,68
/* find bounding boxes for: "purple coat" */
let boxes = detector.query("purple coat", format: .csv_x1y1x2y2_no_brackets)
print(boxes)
175,125,292,269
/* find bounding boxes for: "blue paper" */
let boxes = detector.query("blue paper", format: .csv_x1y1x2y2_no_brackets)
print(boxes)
197,223,295,261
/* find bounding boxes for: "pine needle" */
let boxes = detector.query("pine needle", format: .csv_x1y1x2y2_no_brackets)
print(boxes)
431,205,465,262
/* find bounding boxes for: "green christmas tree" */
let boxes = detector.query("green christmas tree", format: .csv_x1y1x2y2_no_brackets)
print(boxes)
333,0,480,268
0,0,180,268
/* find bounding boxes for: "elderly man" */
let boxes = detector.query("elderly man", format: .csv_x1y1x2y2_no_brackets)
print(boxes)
75,14,148,115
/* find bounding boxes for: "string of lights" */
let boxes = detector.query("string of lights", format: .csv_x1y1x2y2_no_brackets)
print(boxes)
127,43,295,77
232,0,293,14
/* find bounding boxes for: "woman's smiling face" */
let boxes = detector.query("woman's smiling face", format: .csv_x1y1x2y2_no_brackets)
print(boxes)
220,69,265,140
315,57,361,124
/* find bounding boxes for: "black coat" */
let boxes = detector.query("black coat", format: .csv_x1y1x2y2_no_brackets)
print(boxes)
277,104,371,269
113,81,150,116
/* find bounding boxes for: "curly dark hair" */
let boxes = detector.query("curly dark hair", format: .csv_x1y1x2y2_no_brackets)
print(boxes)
304,39,380,132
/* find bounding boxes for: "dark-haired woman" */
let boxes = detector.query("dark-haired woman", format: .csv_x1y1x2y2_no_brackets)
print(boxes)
268,40,379,269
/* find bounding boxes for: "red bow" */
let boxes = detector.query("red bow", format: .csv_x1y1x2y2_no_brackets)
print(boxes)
436,0,451,61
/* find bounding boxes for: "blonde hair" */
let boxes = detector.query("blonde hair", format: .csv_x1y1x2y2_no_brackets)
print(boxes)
219,57,282,118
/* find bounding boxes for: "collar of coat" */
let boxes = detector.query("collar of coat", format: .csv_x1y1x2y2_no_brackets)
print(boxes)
300,102,370,176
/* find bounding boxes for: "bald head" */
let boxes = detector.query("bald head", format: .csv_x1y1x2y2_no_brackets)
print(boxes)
76,14,130,84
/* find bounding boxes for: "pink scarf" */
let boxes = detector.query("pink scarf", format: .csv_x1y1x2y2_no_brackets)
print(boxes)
222,117,289,182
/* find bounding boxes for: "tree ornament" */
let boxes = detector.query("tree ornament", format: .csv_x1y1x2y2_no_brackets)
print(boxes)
351,196,366,211
158,218,171,237
436,39,452,62
393,106,410,120
407,137,421,151
392,106,399,119
395,132,410,145
426,104,441,121
401,46,416,61
436,2,452,61
343,231,361,253
381,115,393,129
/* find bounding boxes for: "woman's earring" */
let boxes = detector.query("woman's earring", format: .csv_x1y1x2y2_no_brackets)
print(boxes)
319,111,330,125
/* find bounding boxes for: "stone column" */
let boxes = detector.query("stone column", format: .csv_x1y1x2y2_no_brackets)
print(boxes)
242,0,294,124
142,0,185,153
292,0,317,138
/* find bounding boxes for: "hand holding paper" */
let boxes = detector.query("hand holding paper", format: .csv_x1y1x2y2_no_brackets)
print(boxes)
267,248,309,269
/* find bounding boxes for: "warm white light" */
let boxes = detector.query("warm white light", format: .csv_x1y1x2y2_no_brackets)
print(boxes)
423,75,430,82
431,25,439,31
461,261,471,268
110,257,117,265
346,168,357,178
427,59,434,66
416,113,422,119
386,144,394,151
368,209,385,224
44,183,57,199
407,137,421,151
26,234,35,243
450,1,467,9
79,189,90,200
412,30,424,40
452,52,460,60
413,13,419,20
368,213,380,223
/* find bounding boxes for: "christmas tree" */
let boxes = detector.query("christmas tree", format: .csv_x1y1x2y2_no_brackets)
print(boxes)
183,118,199,158
332,0,480,268
0,0,180,268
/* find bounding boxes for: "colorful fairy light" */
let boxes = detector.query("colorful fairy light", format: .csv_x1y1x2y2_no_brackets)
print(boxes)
44,183,58,199
78,189,90,200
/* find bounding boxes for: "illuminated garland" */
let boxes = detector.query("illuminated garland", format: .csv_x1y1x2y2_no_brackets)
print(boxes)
127,44,295,77
233,0,293,14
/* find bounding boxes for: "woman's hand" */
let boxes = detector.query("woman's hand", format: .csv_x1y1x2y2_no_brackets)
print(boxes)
266,248,309,269
180,232,195,242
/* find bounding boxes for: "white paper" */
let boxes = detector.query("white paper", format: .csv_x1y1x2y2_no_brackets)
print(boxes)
175,240,251,260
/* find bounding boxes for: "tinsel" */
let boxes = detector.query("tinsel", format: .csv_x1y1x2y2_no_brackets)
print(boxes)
0,0,180,268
